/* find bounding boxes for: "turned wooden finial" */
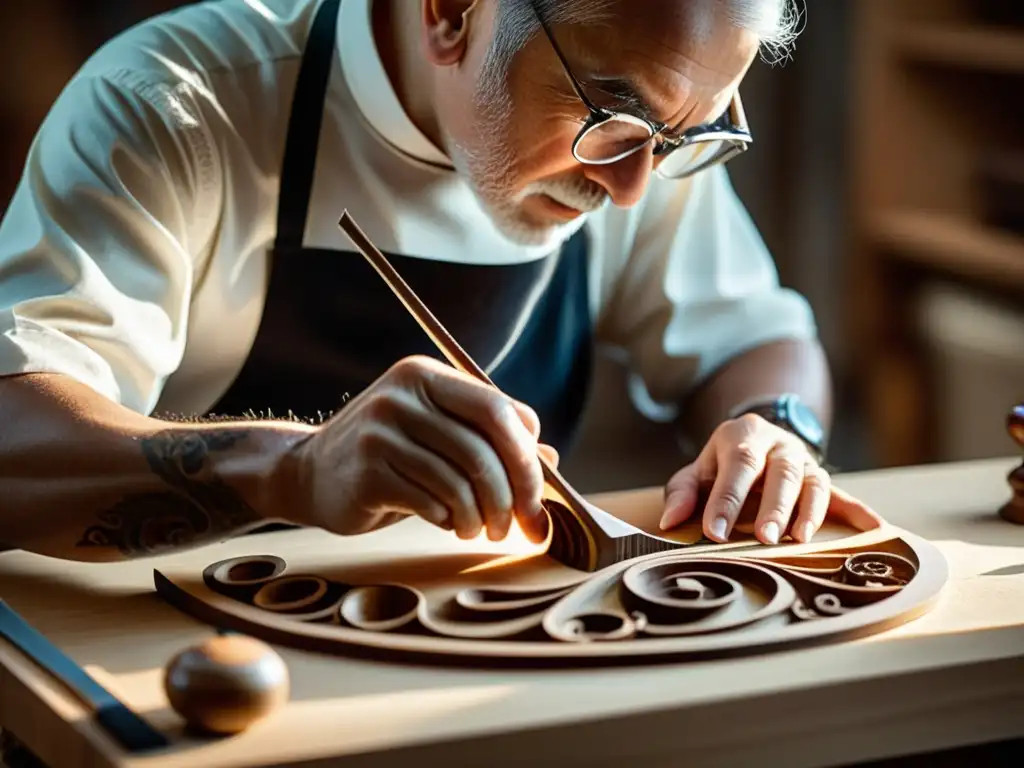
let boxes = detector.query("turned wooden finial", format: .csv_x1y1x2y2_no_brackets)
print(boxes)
999,404,1024,525
163,633,289,735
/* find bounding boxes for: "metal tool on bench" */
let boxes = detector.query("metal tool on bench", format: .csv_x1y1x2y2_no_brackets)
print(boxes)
0,599,168,752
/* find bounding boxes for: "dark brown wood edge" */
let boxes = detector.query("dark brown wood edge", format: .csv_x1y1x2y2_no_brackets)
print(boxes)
151,527,949,669
999,403,1024,524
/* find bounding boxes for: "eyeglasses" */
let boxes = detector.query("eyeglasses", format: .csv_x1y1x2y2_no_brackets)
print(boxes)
529,1,752,179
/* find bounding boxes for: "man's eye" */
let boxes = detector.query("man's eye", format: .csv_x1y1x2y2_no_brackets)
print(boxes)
593,90,635,111
592,89,654,121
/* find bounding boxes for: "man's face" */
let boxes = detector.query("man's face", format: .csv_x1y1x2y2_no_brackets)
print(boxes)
424,0,760,248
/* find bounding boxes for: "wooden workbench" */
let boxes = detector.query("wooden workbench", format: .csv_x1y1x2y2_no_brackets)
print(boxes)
2,457,1023,768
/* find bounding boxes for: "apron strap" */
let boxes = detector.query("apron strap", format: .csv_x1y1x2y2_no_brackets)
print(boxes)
274,0,343,251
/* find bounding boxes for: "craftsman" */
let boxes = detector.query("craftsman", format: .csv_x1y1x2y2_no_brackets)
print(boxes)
0,0,878,561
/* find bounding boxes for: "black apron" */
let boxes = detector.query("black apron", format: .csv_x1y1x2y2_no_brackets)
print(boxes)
209,0,594,456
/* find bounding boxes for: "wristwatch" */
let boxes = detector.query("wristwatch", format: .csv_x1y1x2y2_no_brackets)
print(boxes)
731,393,828,464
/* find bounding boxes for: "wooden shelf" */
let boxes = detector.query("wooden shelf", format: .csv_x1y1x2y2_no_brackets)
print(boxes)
897,26,1024,74
869,211,1024,290
851,6,1024,469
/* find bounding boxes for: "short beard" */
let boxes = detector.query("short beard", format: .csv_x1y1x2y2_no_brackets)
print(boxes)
442,75,606,248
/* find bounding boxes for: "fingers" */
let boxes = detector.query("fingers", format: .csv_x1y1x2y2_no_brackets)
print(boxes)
379,425,484,537
373,455,451,531
790,464,831,542
761,473,878,544
695,415,842,546
664,411,882,548
380,357,545,541
419,365,546,535
537,443,559,468
513,401,542,440
827,484,884,531
659,460,706,531
703,421,769,542
394,397,513,541
752,446,810,544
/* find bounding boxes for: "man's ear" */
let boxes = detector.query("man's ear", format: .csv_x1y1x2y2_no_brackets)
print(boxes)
422,0,481,66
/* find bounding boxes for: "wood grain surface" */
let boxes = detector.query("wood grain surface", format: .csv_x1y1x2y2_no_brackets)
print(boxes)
1,458,1023,768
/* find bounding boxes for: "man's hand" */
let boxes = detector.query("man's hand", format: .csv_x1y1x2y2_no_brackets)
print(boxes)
659,414,881,544
281,356,556,543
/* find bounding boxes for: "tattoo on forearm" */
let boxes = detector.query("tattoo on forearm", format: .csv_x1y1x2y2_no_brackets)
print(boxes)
76,430,261,557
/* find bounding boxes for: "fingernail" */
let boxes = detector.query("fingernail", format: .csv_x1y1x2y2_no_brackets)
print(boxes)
660,492,683,530
710,516,728,541
658,508,673,530
761,521,780,545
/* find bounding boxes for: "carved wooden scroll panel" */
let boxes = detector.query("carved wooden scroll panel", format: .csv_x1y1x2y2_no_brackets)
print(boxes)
155,524,948,667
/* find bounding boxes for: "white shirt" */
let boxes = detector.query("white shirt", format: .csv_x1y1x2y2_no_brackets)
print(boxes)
0,0,816,423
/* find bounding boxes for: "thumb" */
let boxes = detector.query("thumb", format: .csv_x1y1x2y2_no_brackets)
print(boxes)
511,400,541,440
659,460,704,531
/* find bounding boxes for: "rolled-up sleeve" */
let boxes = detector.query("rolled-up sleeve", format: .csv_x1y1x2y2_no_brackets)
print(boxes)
595,165,818,422
0,67,222,414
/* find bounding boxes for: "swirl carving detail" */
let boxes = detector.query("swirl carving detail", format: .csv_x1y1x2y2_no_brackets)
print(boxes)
171,533,945,663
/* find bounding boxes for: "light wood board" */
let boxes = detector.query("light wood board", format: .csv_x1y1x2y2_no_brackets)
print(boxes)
1,457,1023,768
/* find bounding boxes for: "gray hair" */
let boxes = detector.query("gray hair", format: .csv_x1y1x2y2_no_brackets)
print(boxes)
723,0,806,63
478,0,805,108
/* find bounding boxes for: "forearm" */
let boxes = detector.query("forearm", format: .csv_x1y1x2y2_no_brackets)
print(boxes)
677,337,833,451
0,373,315,562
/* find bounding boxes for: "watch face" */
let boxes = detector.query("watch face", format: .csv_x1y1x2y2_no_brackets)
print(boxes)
785,396,825,448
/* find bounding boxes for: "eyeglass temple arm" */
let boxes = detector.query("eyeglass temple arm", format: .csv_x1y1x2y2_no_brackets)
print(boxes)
730,92,748,132
528,0,604,113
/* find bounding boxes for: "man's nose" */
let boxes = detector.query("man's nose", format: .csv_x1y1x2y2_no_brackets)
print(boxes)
582,148,654,209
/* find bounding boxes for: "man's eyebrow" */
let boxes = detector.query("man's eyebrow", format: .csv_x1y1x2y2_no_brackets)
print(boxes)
583,75,663,123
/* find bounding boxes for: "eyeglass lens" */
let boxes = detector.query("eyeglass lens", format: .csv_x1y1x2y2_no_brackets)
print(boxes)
575,114,733,178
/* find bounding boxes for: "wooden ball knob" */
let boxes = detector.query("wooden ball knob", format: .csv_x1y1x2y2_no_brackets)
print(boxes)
1008,404,1024,449
1000,404,1024,525
163,634,289,735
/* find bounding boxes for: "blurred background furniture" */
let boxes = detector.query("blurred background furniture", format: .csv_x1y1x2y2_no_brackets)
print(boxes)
849,0,1024,469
